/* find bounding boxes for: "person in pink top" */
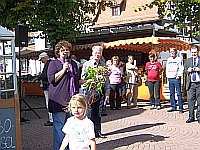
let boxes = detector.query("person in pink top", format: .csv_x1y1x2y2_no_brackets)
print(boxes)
108,56,122,110
145,53,163,110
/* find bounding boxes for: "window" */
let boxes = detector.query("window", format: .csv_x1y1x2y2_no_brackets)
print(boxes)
111,6,120,16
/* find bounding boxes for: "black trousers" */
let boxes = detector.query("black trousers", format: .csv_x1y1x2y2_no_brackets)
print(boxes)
86,94,104,136
187,82,200,119
109,83,122,109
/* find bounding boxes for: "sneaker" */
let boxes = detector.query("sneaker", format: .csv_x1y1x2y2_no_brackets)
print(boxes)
150,105,155,110
157,106,161,110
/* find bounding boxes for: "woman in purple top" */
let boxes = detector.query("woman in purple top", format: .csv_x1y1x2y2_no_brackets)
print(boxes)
47,40,79,150
108,56,122,110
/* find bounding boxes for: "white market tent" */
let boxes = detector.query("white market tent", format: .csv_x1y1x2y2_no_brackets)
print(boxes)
0,25,14,40
0,25,17,95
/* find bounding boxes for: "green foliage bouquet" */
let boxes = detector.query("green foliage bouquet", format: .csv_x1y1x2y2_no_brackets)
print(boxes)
83,66,109,105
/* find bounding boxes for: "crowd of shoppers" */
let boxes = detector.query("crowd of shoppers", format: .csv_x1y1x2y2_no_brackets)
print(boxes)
37,39,200,150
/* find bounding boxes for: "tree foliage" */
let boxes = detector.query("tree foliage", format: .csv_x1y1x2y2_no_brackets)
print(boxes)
133,0,200,38
0,0,114,46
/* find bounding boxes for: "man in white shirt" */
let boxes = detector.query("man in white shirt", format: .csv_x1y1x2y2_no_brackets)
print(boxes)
166,48,184,113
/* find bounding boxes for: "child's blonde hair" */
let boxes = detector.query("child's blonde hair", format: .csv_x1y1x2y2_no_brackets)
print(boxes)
69,94,87,115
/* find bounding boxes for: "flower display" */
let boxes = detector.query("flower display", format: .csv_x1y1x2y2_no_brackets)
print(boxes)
83,66,108,105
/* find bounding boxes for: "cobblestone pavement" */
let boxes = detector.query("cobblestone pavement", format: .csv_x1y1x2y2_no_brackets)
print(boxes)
20,96,200,150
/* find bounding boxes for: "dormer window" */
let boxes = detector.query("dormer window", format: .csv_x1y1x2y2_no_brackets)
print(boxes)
111,6,121,16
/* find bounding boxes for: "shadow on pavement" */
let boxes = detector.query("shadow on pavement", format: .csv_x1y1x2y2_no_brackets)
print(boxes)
97,133,169,150
102,108,146,123
106,122,166,135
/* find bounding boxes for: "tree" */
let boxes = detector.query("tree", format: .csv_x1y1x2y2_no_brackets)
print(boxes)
0,0,114,46
133,0,200,39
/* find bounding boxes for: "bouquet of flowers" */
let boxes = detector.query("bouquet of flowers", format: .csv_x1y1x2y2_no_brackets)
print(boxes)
83,66,109,105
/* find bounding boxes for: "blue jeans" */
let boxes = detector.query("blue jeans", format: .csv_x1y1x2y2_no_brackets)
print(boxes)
168,78,183,110
147,80,160,106
52,112,71,150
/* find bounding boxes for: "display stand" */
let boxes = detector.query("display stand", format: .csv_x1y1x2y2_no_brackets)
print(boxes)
0,26,22,150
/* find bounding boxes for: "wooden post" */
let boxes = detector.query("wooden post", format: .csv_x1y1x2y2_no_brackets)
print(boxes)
15,94,22,150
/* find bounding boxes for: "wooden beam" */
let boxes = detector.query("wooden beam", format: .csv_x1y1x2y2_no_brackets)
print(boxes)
0,98,15,108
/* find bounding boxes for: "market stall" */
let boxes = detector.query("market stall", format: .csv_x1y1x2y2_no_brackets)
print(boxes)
103,37,191,100
15,45,53,96
20,75,43,97
74,36,192,100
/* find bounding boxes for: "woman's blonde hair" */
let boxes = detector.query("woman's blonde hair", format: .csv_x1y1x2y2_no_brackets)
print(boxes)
69,94,87,115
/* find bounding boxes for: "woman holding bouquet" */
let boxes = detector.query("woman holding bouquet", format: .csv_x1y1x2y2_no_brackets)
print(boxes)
108,56,122,110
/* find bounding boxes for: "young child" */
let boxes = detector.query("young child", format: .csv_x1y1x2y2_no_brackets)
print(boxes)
60,94,96,150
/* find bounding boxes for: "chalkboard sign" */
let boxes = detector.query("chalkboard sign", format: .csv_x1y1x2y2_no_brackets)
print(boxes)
0,108,16,149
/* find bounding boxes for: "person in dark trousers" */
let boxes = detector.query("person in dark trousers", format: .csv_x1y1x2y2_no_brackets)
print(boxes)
184,46,200,123
145,53,162,110
39,52,53,126
81,46,110,138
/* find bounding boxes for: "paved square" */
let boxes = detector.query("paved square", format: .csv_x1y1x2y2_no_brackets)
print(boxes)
21,97,200,150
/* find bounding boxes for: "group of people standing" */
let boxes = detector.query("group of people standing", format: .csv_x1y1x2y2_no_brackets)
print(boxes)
145,46,200,125
106,54,141,110
38,39,200,150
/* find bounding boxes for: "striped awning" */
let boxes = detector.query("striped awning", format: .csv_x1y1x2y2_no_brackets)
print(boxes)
73,37,191,53
104,37,191,52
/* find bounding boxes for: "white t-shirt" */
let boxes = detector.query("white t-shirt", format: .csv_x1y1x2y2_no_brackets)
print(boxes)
166,56,183,78
62,116,95,150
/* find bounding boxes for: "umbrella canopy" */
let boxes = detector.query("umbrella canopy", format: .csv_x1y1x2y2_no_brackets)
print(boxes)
103,37,191,52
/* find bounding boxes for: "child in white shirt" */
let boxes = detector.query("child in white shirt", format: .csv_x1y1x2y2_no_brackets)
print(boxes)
60,94,96,150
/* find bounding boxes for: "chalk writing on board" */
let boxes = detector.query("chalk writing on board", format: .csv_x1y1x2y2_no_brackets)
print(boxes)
0,108,16,149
